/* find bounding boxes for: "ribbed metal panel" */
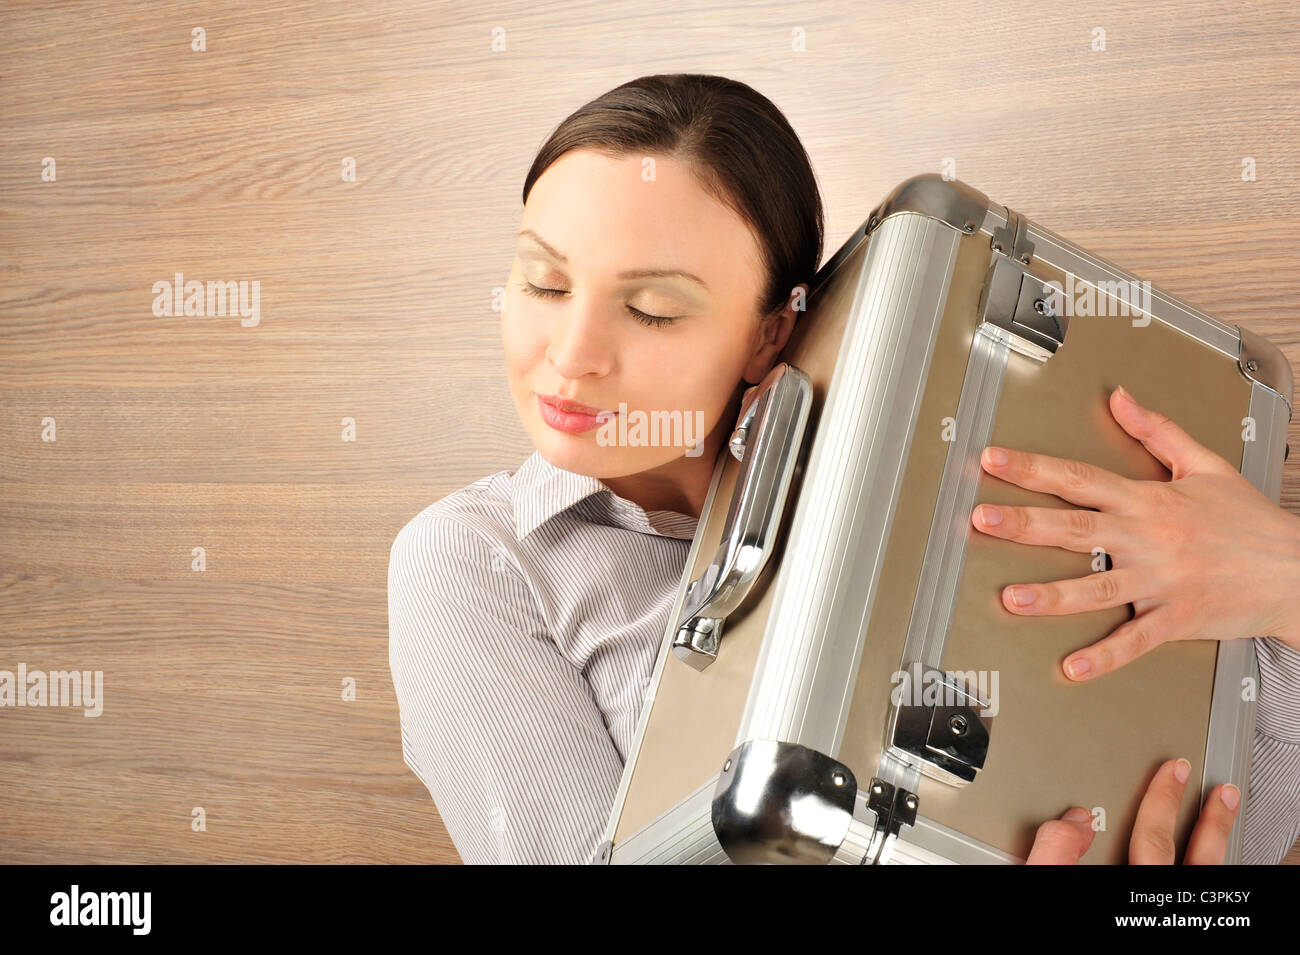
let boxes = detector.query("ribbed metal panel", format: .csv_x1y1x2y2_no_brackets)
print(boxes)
735,212,961,753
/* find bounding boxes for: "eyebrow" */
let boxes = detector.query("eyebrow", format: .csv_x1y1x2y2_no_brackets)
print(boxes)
517,229,710,292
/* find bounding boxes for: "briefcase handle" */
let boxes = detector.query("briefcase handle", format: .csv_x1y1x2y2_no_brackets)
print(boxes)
672,361,813,671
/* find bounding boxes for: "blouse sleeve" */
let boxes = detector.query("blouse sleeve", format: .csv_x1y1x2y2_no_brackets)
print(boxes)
1241,635,1300,864
388,512,624,864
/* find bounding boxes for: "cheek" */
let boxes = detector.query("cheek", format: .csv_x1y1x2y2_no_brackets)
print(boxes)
500,296,545,367
635,333,744,418
689,318,752,381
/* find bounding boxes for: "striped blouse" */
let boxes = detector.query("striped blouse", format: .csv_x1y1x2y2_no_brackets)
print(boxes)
387,449,1300,865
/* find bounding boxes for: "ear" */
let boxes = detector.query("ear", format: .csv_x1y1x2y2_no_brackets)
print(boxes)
741,283,807,384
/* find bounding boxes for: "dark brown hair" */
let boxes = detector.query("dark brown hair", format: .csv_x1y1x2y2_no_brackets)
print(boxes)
522,74,824,320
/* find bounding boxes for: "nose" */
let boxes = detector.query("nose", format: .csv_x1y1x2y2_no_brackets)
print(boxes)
545,295,614,379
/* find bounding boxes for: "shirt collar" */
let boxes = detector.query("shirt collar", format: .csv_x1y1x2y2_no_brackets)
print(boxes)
510,450,699,542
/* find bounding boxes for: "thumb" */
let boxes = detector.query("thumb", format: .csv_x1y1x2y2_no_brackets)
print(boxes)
1108,385,1227,480
1025,807,1096,864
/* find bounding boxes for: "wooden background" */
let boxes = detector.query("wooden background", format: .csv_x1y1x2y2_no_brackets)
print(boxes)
1,0,1296,864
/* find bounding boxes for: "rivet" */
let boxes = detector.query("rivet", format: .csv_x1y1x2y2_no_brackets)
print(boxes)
949,714,968,736
832,771,846,787
905,794,918,810
723,758,732,772
963,221,975,233
871,782,885,795
1246,358,1260,373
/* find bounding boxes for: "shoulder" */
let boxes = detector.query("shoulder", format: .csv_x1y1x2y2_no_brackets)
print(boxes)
1255,636,1300,744
388,469,543,663
390,469,515,567
388,465,537,620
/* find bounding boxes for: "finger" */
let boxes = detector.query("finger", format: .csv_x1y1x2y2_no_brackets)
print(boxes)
1183,784,1241,865
980,445,1134,512
1130,758,1189,864
1025,808,1096,864
1108,385,1231,480
998,569,1142,618
972,502,1123,555
1060,606,1178,681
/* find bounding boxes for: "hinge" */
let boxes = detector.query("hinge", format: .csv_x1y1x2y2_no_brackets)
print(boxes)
863,777,918,864
990,205,1035,266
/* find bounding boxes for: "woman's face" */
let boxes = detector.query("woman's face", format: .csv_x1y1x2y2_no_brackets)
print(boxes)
501,148,795,515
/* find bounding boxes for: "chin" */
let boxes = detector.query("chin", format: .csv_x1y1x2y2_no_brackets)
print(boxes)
542,437,610,472
533,436,648,478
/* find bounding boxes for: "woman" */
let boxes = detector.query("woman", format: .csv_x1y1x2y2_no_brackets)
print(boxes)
388,73,1300,865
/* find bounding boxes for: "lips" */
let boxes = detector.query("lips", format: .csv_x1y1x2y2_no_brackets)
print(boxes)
535,393,617,435
537,393,613,416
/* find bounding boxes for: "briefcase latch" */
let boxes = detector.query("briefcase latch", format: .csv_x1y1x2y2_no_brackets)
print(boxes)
672,362,813,671
885,665,993,787
978,253,1069,362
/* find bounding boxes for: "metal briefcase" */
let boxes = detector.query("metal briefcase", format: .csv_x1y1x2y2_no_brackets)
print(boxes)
594,174,1293,865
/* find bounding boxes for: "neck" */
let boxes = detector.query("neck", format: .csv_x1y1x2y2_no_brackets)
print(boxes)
600,385,744,519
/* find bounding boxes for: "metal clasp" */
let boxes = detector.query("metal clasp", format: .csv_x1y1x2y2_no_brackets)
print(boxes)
979,207,1067,361
885,664,993,787
978,254,1067,361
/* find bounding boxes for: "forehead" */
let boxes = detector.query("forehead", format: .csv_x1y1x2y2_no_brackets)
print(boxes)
520,150,764,288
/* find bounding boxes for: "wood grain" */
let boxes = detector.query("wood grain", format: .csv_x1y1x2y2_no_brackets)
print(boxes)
1,0,1296,864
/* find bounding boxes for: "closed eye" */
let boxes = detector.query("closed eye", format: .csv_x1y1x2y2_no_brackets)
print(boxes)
518,281,682,328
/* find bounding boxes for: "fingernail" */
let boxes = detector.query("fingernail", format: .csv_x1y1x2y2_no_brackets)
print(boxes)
1220,784,1240,810
1115,385,1134,403
1174,758,1191,783
1063,806,1092,823
984,446,1008,466
979,504,1002,526
1064,656,1092,679
1008,586,1035,607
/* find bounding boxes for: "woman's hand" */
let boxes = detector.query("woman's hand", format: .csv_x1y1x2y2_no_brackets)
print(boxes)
971,385,1300,681
1026,758,1240,864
